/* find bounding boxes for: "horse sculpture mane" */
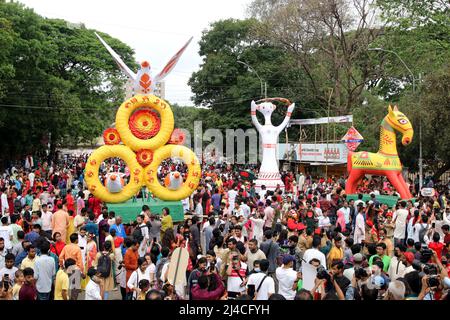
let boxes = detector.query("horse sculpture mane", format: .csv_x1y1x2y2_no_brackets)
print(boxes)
345,105,414,199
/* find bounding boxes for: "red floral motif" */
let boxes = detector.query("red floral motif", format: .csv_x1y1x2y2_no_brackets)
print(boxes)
136,149,153,167
103,128,121,145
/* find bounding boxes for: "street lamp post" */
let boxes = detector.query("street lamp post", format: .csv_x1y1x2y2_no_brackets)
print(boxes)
237,60,267,98
368,47,422,192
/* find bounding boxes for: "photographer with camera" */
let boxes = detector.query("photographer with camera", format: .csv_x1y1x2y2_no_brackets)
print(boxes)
191,258,225,300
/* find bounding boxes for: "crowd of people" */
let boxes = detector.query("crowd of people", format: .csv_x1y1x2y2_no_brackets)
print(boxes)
0,154,449,300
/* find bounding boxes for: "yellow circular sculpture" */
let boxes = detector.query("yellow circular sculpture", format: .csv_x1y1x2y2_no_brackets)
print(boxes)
116,94,174,151
85,145,143,203
145,145,201,201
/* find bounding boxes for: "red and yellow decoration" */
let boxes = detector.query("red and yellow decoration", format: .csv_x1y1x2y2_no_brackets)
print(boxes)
86,94,201,203
129,109,161,139
136,149,153,167
103,128,121,145
168,128,186,145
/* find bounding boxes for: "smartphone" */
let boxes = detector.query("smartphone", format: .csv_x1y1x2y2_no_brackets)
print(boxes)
153,237,157,242
432,222,435,228
247,284,255,298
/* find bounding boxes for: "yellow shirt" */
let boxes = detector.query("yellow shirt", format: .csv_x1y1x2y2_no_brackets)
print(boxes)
327,246,344,268
20,256,37,270
54,269,69,300
161,215,173,232
12,284,21,300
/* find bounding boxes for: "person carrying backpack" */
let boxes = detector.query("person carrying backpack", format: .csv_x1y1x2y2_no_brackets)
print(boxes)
413,214,430,245
93,240,115,300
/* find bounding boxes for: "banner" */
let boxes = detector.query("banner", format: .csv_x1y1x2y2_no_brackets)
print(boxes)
278,143,348,163
288,115,353,126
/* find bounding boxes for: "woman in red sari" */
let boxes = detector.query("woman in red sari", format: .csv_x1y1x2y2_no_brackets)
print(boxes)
50,232,66,256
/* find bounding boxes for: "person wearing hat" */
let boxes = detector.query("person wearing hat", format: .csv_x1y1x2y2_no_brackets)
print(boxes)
343,253,365,281
275,254,300,300
401,251,415,275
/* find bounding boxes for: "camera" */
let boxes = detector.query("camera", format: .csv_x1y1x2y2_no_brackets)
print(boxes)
427,275,440,288
412,260,438,275
209,260,216,272
316,266,330,281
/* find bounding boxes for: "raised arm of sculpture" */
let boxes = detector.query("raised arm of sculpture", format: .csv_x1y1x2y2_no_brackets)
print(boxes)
275,103,295,133
251,100,263,131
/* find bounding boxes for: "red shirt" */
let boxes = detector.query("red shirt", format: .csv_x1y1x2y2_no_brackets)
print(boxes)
66,194,75,212
428,241,444,260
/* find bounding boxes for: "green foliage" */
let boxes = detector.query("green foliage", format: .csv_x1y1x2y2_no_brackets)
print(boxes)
0,2,135,165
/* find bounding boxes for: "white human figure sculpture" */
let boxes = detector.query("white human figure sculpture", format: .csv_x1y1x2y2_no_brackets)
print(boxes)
251,100,295,191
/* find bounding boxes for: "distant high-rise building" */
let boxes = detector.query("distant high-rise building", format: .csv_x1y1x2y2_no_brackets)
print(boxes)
124,79,165,99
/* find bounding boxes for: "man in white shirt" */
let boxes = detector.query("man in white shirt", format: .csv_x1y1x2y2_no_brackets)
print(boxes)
393,201,409,246
0,217,13,251
354,204,366,244
301,235,327,291
0,188,9,216
413,215,430,244
85,268,102,300
247,259,275,300
228,187,238,210
240,200,251,219
354,194,365,210
136,215,149,258
275,255,300,300
41,204,53,238
338,201,351,229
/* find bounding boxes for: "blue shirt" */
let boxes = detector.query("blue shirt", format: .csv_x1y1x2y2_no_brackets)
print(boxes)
85,221,99,237
25,231,40,245
15,250,28,267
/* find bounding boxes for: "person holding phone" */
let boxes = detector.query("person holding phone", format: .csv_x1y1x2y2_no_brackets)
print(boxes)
226,253,247,299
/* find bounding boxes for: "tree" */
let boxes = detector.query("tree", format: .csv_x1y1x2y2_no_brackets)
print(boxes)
188,18,306,130
0,2,135,167
249,0,384,115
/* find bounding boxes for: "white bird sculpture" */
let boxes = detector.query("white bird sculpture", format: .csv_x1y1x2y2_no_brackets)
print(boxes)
95,32,193,94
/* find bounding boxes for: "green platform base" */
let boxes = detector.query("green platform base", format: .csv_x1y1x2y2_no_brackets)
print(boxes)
346,194,415,207
106,197,184,224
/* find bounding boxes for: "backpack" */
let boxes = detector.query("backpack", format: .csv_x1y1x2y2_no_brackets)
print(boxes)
132,225,144,243
97,252,112,278
418,224,428,244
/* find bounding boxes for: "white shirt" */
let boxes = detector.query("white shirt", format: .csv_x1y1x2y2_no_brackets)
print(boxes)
339,207,351,224
0,194,8,215
137,223,149,257
247,272,275,300
393,209,408,239
227,262,247,294
127,267,153,299
41,210,53,231
85,280,102,300
240,204,251,219
354,200,364,210
318,216,331,228
78,234,88,266
228,190,238,208
275,266,297,300
301,248,327,291
413,223,429,243
0,225,13,250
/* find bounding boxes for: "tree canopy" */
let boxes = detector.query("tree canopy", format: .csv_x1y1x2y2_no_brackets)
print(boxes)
0,1,135,166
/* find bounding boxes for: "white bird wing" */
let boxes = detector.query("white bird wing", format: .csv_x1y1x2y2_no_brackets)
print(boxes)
154,36,193,84
95,32,137,80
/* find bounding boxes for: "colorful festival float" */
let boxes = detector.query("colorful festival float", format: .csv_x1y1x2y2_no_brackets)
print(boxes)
345,105,414,203
251,98,295,191
85,33,201,222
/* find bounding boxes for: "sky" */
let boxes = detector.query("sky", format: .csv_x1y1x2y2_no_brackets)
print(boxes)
18,0,251,106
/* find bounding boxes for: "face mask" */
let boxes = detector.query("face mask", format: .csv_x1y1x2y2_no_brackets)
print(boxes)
254,268,261,272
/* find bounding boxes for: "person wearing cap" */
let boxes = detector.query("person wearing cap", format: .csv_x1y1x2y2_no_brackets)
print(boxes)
275,254,300,300
400,251,415,275
343,253,364,281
